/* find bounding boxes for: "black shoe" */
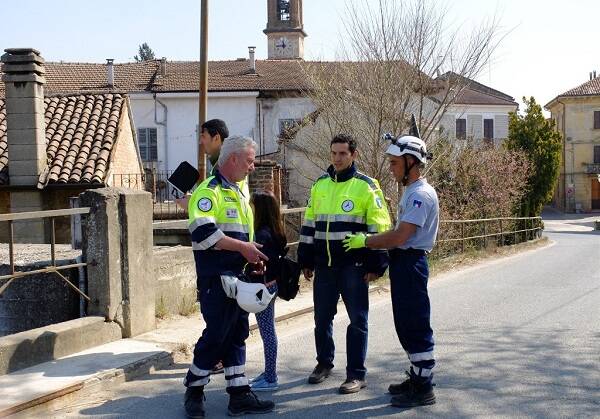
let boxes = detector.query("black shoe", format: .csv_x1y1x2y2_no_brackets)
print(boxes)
308,364,333,384
388,371,412,395
184,387,206,419
211,361,224,374
228,390,275,416
390,376,436,408
339,378,367,394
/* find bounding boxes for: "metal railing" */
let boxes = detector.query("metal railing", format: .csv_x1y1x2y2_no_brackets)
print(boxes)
281,207,306,247
0,208,91,301
277,208,543,255
112,171,188,220
435,216,543,255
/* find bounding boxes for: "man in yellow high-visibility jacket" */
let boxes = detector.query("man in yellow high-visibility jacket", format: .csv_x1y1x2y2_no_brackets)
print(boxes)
183,136,274,418
298,133,391,394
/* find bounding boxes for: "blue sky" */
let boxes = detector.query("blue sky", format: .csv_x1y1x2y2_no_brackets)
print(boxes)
1,0,599,109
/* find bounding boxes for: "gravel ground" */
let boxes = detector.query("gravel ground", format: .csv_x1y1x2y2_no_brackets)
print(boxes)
0,243,81,267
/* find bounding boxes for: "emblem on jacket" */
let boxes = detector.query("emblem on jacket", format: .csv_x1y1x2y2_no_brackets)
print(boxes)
341,199,354,212
198,198,212,212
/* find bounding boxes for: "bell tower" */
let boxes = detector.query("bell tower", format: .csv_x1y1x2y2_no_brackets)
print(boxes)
264,0,307,60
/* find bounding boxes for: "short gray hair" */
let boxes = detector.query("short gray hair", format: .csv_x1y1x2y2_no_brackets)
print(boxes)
217,135,257,167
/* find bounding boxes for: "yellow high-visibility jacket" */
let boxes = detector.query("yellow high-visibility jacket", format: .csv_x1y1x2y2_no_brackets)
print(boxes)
188,170,254,277
298,163,391,275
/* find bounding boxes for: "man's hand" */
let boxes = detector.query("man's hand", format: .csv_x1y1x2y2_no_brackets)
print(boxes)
249,260,266,276
303,268,314,281
175,194,191,210
343,233,367,251
363,272,378,284
239,242,268,264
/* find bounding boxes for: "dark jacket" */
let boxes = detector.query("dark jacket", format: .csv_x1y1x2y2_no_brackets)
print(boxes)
252,226,287,283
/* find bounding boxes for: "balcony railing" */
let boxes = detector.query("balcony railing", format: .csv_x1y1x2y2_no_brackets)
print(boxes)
585,163,600,174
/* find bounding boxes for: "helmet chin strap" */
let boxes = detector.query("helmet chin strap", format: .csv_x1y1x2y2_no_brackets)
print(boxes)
402,155,417,186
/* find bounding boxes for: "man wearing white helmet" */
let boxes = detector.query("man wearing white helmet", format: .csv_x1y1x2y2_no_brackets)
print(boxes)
343,133,439,408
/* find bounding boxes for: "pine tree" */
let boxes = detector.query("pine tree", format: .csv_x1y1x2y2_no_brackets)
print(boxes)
134,43,155,62
506,97,562,216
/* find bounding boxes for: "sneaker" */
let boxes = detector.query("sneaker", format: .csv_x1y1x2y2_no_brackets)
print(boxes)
388,371,412,395
184,387,205,419
211,361,224,375
339,378,366,394
250,377,279,392
390,376,436,408
307,364,333,384
228,390,275,416
249,372,265,383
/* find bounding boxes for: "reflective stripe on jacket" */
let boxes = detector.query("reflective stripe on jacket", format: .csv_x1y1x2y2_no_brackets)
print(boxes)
297,163,391,275
188,170,254,277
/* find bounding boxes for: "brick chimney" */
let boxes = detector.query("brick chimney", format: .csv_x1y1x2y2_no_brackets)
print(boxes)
1,48,47,186
1,48,47,242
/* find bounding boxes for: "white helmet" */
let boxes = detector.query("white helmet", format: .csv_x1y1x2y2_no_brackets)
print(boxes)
236,281,275,313
385,135,430,164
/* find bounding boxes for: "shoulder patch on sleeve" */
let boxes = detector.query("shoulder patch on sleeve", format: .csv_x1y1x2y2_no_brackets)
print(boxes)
197,197,213,212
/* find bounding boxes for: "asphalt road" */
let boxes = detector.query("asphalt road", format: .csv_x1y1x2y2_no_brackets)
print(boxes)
49,215,600,418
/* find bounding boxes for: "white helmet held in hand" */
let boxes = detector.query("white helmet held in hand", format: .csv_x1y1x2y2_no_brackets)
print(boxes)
220,274,239,299
236,281,275,313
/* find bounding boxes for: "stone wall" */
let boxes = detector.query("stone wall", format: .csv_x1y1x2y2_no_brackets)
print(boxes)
153,246,196,316
106,104,144,189
249,159,282,202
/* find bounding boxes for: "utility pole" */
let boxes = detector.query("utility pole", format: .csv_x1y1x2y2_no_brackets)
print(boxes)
198,0,208,180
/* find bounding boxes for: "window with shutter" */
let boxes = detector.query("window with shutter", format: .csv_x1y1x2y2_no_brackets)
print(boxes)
484,119,494,140
594,111,600,129
456,118,466,140
594,145,600,164
137,128,158,162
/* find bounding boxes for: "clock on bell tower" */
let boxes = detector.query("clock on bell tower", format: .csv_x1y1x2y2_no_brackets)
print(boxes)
264,0,307,60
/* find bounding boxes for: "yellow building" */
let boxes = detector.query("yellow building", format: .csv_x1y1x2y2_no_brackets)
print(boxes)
545,75,600,212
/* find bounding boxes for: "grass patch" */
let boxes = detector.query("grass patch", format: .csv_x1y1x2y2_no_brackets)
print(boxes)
156,295,168,319
178,295,199,317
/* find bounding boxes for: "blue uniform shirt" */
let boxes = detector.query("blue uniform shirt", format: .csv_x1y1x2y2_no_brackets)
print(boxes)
396,178,439,252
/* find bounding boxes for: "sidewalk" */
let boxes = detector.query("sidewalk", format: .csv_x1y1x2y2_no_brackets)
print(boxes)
0,285,384,417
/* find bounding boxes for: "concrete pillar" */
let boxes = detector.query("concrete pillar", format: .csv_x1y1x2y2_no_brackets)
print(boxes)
1,48,47,243
80,188,155,338
118,189,155,337
79,188,123,329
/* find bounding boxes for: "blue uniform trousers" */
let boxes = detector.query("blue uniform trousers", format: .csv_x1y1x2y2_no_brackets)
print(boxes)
389,248,435,379
184,275,250,394
313,265,369,380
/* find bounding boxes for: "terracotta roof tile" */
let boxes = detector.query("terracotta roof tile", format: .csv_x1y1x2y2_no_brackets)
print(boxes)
0,93,126,187
558,76,600,97
0,59,314,96
434,72,517,106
